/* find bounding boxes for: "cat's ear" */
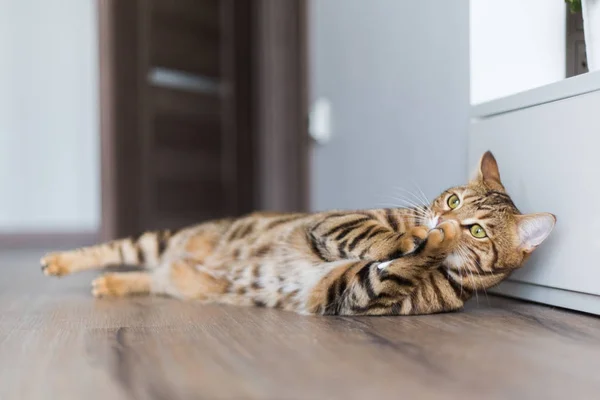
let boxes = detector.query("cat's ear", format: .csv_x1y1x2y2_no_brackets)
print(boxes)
515,213,556,253
477,151,503,186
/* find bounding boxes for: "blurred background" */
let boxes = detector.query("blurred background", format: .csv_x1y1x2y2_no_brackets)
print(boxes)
0,0,583,249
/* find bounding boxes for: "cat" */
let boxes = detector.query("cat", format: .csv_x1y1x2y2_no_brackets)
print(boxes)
41,151,556,316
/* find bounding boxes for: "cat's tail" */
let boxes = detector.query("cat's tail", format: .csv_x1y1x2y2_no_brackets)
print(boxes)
41,229,179,277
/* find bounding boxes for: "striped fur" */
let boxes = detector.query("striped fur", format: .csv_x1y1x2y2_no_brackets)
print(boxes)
41,152,556,316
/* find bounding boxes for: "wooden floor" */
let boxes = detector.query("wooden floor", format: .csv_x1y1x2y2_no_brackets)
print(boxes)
1,250,600,400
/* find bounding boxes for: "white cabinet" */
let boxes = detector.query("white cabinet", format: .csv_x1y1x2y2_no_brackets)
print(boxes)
469,71,600,314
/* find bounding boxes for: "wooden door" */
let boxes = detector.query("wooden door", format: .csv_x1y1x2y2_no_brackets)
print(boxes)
99,0,255,239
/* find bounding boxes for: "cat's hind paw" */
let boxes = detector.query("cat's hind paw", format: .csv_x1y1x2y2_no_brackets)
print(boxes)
40,253,73,277
92,273,151,297
92,274,124,297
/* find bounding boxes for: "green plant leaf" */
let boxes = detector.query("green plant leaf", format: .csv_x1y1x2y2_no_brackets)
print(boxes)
565,0,582,14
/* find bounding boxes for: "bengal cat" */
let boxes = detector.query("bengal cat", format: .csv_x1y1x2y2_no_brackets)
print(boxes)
41,151,556,316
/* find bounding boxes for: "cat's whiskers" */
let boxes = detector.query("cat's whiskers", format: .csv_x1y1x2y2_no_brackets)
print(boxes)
378,200,430,228
394,186,429,207
412,208,433,226
394,186,431,214
374,202,431,221
445,263,463,299
377,186,429,213
386,196,431,224
464,247,490,305
461,244,490,303
378,193,430,220
450,246,476,304
390,187,431,211
456,245,490,306
408,181,431,209
387,195,427,212
453,246,477,304
465,260,480,306
445,251,465,298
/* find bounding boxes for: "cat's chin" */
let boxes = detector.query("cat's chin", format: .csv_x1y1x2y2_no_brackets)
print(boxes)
444,252,463,269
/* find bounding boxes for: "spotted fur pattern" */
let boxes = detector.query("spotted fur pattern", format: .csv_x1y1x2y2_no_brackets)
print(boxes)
41,152,556,316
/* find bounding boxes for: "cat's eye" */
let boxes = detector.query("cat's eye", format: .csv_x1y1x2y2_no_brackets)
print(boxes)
447,194,460,209
470,224,487,238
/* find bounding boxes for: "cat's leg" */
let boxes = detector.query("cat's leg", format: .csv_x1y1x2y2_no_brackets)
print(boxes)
306,220,464,315
156,260,230,300
41,231,177,277
91,272,152,297
307,210,429,262
91,259,230,299
41,220,231,277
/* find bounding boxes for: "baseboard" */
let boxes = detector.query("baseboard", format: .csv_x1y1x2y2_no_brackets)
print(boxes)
491,279,600,316
0,232,100,250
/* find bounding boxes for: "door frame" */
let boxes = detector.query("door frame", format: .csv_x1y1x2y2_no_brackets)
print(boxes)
98,0,144,241
98,0,309,241
253,0,310,213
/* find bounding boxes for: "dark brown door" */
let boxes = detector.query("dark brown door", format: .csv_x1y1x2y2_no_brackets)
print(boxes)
99,0,255,239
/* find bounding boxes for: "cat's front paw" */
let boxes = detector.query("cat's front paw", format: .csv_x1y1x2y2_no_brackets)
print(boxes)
397,226,429,255
40,252,74,277
419,220,460,256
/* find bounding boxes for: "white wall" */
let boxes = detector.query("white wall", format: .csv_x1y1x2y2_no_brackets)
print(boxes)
309,0,470,212
470,0,566,105
0,0,100,232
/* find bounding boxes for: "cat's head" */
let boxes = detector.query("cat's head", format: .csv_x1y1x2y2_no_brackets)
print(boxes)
426,151,556,275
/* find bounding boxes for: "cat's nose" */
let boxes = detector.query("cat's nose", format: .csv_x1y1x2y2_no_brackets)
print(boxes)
437,216,456,225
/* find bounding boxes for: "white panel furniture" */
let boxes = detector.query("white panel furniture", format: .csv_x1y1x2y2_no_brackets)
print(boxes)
469,71,600,314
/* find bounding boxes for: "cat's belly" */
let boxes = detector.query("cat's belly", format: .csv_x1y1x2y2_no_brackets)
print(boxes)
214,255,347,313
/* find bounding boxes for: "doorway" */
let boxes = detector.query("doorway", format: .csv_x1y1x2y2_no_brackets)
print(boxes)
99,0,309,241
